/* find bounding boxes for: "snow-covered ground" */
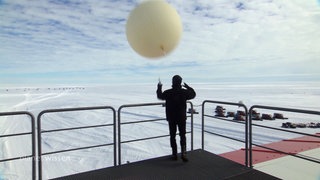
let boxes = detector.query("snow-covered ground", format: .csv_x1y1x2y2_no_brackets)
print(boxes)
0,82,320,179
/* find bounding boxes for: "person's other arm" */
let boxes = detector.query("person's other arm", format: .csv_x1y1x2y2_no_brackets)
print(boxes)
183,83,196,100
157,82,165,100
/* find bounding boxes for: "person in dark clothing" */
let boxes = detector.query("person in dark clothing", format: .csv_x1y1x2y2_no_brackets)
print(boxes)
157,75,196,162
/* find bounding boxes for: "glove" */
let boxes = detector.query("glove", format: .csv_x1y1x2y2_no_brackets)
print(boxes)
183,82,190,89
157,82,162,89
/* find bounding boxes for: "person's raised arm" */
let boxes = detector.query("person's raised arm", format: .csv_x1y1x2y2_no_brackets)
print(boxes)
157,81,165,100
183,82,196,100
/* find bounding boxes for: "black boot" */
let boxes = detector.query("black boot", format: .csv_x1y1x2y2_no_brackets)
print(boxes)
181,146,188,162
171,147,178,161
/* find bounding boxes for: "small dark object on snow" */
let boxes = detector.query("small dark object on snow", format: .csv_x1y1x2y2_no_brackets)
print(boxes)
234,110,246,121
233,110,246,121
251,110,261,120
227,111,235,117
262,114,274,120
215,106,226,117
273,113,288,119
234,115,245,121
296,123,307,128
237,110,246,116
216,105,225,110
308,122,317,128
282,122,296,128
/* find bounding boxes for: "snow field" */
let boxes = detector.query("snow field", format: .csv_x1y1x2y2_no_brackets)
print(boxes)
0,82,319,179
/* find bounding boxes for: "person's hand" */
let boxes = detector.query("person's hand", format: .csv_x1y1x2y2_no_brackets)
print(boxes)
183,82,190,89
157,82,162,89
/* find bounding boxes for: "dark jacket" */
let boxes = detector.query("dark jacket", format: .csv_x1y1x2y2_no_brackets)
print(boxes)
157,84,196,122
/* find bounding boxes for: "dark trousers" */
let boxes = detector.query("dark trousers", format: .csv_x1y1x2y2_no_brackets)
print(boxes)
168,120,186,154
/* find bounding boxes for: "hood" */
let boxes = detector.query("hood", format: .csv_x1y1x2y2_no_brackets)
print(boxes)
172,75,182,88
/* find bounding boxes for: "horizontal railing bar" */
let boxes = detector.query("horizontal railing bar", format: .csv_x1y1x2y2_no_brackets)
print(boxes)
42,143,115,156
119,102,165,109
250,105,320,116
121,116,192,125
0,155,33,163
204,114,246,125
120,118,166,125
121,131,192,144
202,100,246,107
38,106,115,115
0,111,33,116
283,139,320,143
251,123,320,138
295,153,320,163
249,105,320,167
41,123,114,133
204,130,246,144
0,132,32,138
250,148,295,155
251,142,320,164
121,134,170,144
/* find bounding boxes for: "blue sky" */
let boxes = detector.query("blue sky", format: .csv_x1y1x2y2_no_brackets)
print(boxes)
0,0,319,86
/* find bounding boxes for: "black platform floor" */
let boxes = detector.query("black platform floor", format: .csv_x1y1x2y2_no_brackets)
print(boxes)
53,149,280,180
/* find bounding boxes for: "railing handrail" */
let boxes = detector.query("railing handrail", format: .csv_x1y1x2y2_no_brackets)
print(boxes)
249,105,320,167
250,105,320,115
118,101,194,165
37,106,117,180
201,100,249,167
0,111,36,180
1,102,319,179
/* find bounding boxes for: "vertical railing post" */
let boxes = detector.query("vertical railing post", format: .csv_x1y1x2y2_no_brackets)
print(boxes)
113,108,117,166
30,112,37,180
187,101,194,151
248,108,253,168
118,107,122,165
0,111,36,180
243,105,249,168
201,101,206,150
37,111,44,180
201,100,248,167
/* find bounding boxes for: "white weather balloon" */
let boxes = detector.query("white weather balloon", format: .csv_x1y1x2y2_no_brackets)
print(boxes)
126,0,183,59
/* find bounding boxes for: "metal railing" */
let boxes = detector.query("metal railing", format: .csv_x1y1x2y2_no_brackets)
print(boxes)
0,111,36,180
249,105,320,167
1,101,319,179
37,106,116,180
118,102,194,165
201,100,249,167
